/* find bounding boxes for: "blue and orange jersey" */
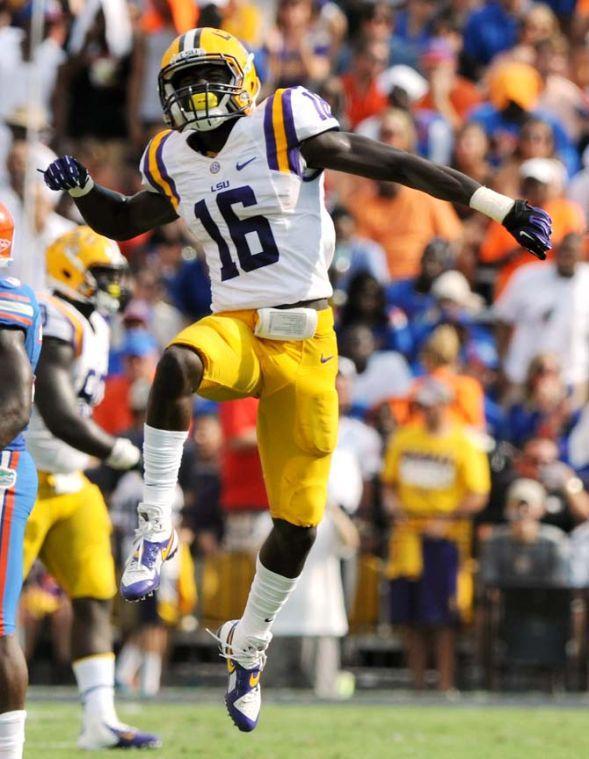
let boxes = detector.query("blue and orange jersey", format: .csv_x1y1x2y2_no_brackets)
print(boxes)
0,277,42,451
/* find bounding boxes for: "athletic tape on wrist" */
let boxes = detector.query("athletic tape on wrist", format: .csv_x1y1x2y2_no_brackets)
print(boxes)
69,176,95,198
469,186,514,223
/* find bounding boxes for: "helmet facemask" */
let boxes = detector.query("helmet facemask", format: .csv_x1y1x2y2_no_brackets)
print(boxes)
159,54,258,132
87,266,132,315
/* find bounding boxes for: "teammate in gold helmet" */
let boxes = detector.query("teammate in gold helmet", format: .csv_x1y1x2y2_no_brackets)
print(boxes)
46,226,130,315
24,227,157,750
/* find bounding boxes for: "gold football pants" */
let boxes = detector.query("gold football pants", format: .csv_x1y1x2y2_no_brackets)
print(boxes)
171,308,339,527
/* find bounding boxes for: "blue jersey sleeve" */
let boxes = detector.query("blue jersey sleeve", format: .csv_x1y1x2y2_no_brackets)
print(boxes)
0,280,36,329
0,278,42,371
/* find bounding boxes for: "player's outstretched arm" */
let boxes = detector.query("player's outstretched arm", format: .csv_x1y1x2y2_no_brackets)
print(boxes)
42,156,178,240
301,131,553,260
35,337,140,469
0,329,34,450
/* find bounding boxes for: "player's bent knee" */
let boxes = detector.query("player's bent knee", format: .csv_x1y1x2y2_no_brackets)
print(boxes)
272,519,317,552
154,345,204,396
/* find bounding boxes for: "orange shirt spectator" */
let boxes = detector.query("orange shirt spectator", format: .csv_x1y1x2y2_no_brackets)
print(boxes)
389,367,485,430
390,326,485,431
417,38,482,128
352,184,463,279
141,0,198,34
342,74,388,130
417,80,481,123
94,375,133,435
219,398,268,511
341,39,389,129
393,369,485,430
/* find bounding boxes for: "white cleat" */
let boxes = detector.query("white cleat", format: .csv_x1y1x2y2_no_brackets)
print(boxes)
77,719,161,750
120,505,178,602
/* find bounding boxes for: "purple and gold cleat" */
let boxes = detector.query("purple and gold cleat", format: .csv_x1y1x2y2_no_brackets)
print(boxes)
212,620,268,733
120,505,178,602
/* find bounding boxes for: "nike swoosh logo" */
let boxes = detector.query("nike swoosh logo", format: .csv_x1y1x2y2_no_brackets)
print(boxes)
249,672,261,688
320,354,334,364
236,157,257,171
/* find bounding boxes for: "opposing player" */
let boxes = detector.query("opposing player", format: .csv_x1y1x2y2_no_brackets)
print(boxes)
0,203,42,759
42,28,553,732
23,227,160,750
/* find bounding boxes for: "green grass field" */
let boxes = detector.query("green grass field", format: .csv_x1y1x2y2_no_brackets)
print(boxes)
24,696,589,759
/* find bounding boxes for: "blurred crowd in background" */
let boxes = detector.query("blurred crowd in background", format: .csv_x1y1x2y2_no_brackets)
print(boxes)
6,0,589,697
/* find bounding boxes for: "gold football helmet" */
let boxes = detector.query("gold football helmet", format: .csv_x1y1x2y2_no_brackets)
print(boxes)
46,227,130,315
158,27,260,132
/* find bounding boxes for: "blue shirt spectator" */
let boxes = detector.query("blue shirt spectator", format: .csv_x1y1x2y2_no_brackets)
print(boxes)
469,103,580,177
331,207,390,293
386,237,456,321
393,4,436,53
407,271,494,369
463,1,520,68
338,272,413,355
168,255,212,321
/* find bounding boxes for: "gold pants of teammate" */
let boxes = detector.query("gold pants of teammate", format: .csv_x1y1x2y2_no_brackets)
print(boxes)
23,472,116,599
171,307,339,527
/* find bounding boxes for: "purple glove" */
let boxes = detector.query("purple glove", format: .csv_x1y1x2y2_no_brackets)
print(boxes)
502,200,553,261
43,156,93,196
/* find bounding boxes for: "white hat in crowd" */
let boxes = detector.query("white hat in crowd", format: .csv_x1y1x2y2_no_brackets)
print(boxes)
506,478,547,509
519,158,566,190
431,270,483,313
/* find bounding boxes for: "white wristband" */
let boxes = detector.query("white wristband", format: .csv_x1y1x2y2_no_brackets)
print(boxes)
69,176,95,198
106,437,141,470
469,186,515,223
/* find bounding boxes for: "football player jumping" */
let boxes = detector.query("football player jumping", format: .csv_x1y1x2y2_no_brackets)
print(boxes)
43,28,552,733
0,203,43,759
23,228,160,750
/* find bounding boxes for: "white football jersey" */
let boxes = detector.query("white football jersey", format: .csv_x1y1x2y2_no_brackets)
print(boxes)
140,86,339,312
26,295,110,474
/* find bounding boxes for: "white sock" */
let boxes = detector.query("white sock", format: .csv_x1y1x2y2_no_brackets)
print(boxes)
73,654,118,727
140,652,162,697
234,557,299,648
115,643,142,688
0,711,25,759
142,424,188,535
